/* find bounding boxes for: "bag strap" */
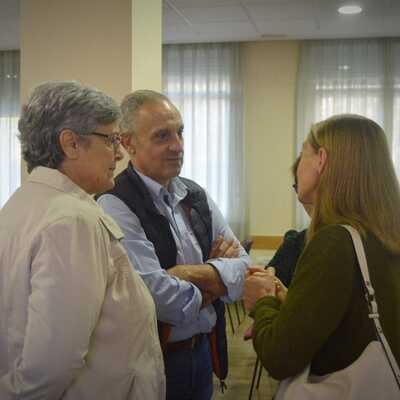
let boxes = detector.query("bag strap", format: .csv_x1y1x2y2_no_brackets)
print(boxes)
341,225,400,388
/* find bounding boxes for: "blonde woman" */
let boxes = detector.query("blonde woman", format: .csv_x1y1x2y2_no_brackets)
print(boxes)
243,114,400,383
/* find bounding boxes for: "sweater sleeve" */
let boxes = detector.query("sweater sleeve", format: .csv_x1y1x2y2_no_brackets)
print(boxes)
250,225,357,380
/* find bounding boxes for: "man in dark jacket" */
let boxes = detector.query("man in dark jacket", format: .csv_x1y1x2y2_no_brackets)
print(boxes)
97,90,251,400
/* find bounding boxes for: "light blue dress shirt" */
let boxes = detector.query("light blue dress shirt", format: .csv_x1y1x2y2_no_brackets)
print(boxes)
98,170,251,342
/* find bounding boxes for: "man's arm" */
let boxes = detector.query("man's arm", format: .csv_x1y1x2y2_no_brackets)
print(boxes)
98,194,203,326
168,192,251,303
0,217,108,399
205,193,252,302
166,233,241,295
167,263,227,298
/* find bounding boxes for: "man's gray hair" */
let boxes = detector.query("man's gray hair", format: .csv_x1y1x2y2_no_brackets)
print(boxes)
120,89,175,134
18,81,121,173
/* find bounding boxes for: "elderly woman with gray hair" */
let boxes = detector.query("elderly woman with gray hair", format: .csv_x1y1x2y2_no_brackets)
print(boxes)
0,81,165,400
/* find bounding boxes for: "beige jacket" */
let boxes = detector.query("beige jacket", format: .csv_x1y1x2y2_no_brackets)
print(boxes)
0,167,165,400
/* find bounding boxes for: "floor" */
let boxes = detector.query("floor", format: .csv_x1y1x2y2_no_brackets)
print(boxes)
212,303,278,400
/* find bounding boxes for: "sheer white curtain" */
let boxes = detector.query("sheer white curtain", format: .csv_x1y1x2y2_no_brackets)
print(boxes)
163,43,247,239
0,50,20,208
296,38,400,228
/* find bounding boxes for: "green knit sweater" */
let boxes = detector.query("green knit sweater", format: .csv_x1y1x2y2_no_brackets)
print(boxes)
250,225,400,380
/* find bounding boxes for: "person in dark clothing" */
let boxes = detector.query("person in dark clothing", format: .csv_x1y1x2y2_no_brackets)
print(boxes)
97,90,252,400
268,229,306,287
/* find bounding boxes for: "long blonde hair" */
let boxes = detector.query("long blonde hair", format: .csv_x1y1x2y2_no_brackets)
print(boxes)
307,114,400,253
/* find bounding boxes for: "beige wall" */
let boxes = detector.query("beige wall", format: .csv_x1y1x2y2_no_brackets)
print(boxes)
20,0,162,179
242,41,299,236
19,3,299,236
20,0,132,104
132,0,162,91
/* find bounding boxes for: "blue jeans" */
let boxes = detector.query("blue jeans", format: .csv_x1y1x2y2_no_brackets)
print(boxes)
165,335,213,400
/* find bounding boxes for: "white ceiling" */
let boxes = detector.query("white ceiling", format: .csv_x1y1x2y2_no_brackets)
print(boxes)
1,0,400,50
163,0,400,43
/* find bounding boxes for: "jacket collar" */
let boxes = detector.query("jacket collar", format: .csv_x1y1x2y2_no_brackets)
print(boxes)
28,166,98,206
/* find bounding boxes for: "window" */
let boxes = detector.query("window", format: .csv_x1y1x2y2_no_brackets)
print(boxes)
296,39,400,227
0,50,20,208
163,43,247,238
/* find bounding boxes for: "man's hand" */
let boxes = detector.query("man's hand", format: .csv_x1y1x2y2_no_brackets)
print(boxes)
209,235,240,259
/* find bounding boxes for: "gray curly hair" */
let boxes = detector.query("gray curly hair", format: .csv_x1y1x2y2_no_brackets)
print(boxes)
119,89,176,135
18,81,121,173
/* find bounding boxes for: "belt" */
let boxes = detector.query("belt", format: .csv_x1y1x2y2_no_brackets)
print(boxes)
165,334,205,352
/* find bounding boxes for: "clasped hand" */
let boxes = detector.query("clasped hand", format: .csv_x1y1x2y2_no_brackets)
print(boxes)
243,266,287,311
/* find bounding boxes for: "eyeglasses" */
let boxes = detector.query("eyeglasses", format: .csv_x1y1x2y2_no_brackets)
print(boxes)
89,131,122,148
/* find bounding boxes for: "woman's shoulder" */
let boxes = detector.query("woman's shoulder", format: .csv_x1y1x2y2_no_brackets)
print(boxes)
310,224,354,247
300,225,357,272
312,225,388,255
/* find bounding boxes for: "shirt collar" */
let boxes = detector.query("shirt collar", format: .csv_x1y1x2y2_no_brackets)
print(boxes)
28,166,98,206
135,168,187,204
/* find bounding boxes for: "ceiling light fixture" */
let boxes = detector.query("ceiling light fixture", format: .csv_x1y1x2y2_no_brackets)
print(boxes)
338,5,363,15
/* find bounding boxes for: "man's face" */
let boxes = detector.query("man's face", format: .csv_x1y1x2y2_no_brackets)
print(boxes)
128,100,184,187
